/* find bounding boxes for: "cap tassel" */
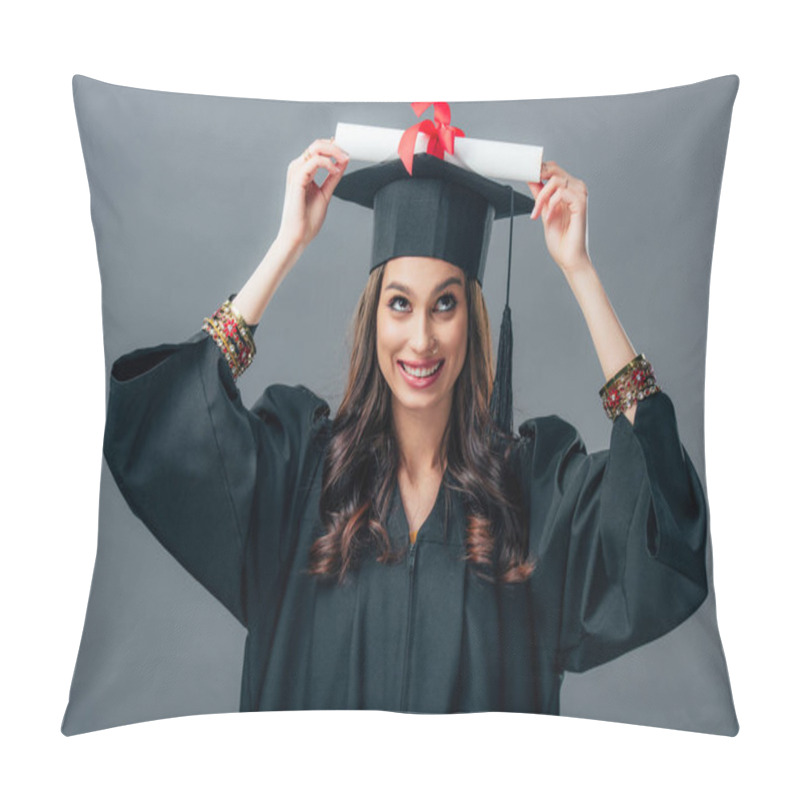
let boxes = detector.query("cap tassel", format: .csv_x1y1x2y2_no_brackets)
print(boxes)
490,187,516,436
490,304,514,435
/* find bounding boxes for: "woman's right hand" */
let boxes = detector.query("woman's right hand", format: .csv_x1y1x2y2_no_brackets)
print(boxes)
276,138,350,253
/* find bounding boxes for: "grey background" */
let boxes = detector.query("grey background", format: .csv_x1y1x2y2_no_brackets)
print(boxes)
63,74,738,735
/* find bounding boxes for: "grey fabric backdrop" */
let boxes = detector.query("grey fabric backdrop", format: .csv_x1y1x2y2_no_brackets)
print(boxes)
63,75,738,735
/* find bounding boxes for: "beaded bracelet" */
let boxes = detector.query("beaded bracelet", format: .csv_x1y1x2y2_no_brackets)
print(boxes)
202,299,256,379
599,354,660,421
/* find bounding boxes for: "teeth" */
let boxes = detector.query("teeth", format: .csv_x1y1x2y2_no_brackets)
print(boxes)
401,361,442,378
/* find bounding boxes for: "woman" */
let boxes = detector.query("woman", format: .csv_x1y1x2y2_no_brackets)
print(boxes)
104,138,708,714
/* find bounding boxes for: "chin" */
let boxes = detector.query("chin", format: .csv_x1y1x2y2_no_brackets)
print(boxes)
392,381,455,411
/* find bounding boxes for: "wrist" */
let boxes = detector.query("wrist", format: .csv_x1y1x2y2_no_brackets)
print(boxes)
269,234,304,272
562,255,596,283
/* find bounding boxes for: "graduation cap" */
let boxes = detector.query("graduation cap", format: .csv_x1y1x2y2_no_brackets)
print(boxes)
334,153,533,284
332,116,541,436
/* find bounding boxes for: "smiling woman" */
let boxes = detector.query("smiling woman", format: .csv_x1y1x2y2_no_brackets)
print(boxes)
99,133,709,718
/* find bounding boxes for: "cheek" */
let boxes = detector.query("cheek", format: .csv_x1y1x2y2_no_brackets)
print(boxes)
375,313,399,367
450,315,469,368
377,311,407,342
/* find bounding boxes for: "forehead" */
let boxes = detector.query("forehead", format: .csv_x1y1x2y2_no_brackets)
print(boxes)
382,257,465,293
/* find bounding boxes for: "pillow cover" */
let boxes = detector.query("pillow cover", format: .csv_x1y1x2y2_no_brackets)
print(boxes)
63,74,739,735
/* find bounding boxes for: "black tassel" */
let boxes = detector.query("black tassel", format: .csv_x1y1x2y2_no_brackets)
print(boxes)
490,186,516,436
490,303,514,435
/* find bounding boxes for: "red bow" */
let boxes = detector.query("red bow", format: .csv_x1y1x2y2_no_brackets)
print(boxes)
398,102,465,175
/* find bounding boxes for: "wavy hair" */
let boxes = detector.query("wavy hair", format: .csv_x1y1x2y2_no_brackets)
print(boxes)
307,263,534,584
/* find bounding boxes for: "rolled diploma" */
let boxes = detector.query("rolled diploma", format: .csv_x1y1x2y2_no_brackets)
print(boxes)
335,122,543,184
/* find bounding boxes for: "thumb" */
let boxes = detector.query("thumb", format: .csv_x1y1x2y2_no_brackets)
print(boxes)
320,159,350,203
528,182,544,219
527,181,543,199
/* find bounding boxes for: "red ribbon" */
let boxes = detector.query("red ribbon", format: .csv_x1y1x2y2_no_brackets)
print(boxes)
398,102,465,175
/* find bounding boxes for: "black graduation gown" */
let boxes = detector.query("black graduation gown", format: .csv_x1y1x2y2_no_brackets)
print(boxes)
103,331,708,715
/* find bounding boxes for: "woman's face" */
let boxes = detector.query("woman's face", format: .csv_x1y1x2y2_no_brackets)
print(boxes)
376,256,469,416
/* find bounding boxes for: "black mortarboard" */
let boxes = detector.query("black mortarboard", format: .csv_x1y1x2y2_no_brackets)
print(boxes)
333,154,533,286
334,153,535,436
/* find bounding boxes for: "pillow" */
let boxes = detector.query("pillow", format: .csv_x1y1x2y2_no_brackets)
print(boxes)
62,74,739,735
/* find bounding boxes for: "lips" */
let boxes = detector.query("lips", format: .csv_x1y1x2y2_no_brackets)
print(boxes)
399,359,444,378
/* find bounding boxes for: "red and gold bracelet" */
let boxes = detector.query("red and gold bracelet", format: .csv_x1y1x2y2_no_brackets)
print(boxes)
599,354,660,421
202,299,256,379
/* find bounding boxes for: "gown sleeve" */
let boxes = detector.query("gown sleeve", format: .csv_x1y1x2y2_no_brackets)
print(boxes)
102,330,330,626
518,391,708,673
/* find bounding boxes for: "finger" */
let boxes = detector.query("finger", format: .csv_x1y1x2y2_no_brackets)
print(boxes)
541,160,569,180
298,154,344,186
315,137,350,165
301,138,350,166
543,163,585,201
544,187,566,223
530,176,565,219
319,156,351,202
527,181,543,198
528,183,542,218
293,144,316,167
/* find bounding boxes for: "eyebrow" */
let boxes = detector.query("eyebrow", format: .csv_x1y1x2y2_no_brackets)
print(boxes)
383,276,464,297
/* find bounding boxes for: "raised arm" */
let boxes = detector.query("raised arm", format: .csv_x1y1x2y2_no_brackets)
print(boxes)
102,140,346,624
523,163,708,671
528,162,639,425
234,139,350,325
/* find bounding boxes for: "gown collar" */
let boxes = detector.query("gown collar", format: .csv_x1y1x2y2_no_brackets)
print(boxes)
387,468,465,549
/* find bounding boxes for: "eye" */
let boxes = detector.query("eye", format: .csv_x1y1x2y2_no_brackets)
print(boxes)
388,295,411,312
435,293,458,312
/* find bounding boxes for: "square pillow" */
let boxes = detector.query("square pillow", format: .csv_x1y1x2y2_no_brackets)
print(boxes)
63,74,739,735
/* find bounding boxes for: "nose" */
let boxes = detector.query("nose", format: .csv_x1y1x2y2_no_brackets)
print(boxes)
409,309,434,354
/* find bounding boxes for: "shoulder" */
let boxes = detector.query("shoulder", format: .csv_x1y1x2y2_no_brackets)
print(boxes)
516,414,586,460
506,414,589,492
490,416,590,519
250,383,331,434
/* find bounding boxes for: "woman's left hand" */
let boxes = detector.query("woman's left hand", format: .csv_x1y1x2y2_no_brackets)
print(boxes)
528,162,591,275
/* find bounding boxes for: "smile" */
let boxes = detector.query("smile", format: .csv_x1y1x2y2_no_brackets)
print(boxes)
399,360,444,378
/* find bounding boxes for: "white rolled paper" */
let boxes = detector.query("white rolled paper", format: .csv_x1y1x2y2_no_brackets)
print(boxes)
334,122,543,184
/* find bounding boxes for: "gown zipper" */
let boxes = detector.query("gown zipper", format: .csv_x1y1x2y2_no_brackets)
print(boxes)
399,539,418,711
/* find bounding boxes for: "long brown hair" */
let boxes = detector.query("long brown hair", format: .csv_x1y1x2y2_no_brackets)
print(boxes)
307,263,534,584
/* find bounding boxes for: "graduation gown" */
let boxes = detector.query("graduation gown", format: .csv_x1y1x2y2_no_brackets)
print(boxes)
103,331,708,715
